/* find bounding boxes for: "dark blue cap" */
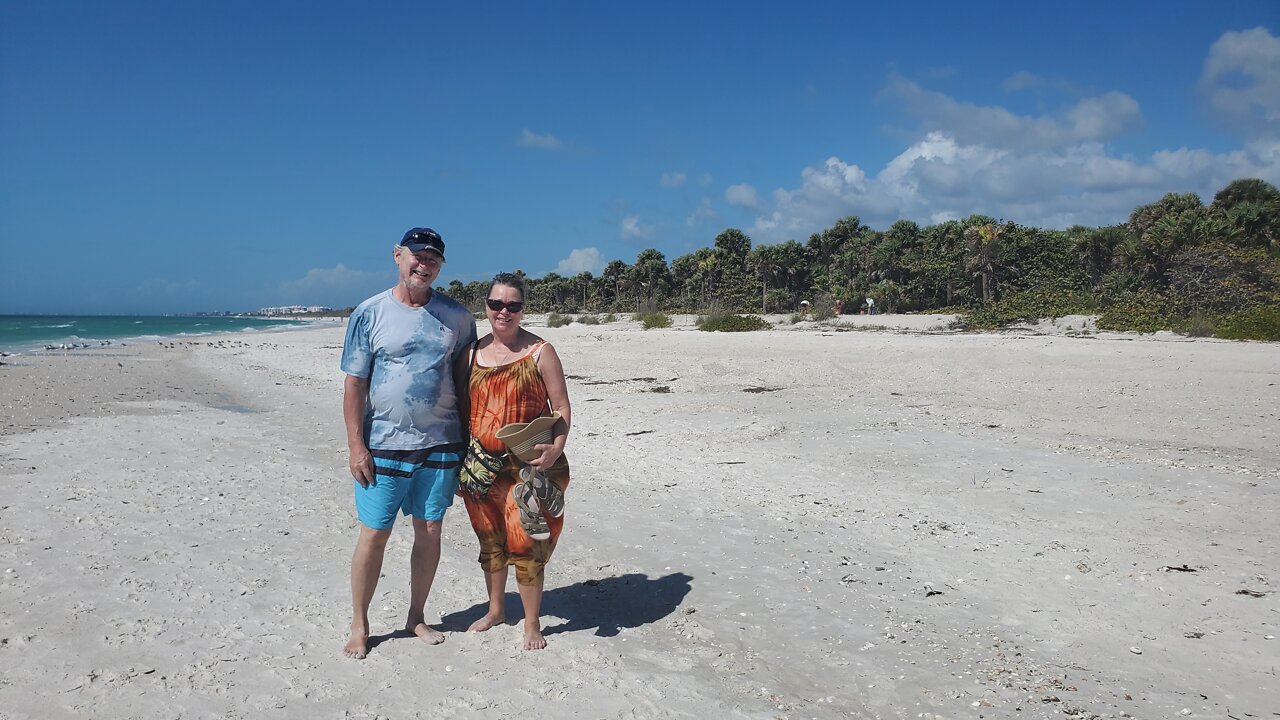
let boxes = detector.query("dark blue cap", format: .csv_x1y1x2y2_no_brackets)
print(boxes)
400,227,446,259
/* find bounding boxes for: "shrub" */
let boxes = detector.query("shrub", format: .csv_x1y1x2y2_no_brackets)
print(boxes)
1215,305,1280,341
546,313,572,328
962,286,1095,329
640,311,672,329
1097,290,1181,333
577,314,600,325
699,313,771,332
810,304,836,321
1182,311,1215,338
602,313,617,323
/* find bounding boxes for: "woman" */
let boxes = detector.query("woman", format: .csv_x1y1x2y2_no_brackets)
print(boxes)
457,272,571,650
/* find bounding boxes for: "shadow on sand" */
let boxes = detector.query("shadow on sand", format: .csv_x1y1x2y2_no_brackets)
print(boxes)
365,627,420,653
441,571,694,637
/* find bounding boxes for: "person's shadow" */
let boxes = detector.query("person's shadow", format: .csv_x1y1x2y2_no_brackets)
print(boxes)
441,571,693,637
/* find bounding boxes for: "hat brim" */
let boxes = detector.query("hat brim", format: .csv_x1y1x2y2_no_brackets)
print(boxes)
402,243,445,259
495,412,562,462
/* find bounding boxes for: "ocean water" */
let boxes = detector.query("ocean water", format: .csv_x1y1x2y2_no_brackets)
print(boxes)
0,314,321,353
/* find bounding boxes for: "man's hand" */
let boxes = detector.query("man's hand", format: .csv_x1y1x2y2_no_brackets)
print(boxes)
349,445,375,488
343,374,374,487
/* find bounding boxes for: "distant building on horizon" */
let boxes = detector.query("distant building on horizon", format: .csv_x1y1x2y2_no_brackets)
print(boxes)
255,305,333,316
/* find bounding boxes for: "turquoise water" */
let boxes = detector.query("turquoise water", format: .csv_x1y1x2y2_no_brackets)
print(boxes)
0,315,319,352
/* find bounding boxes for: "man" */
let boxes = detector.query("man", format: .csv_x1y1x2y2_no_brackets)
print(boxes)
339,227,476,659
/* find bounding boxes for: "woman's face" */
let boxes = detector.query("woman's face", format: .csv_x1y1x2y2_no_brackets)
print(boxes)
485,283,525,331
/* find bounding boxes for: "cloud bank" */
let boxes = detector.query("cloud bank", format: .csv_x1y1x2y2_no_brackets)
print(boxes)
279,264,388,305
744,29,1280,242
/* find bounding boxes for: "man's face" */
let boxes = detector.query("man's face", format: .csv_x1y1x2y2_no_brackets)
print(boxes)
395,246,444,289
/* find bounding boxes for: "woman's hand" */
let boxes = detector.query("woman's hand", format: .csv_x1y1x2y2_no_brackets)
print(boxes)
526,442,562,470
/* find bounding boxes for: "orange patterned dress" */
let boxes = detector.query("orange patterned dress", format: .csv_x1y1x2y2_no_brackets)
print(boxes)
462,340,569,585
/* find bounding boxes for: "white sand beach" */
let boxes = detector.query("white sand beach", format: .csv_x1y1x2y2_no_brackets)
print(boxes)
1,318,1276,719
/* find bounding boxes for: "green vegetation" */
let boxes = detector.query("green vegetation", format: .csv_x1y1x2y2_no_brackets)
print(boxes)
810,303,836,322
639,311,672,329
962,287,1095,329
1098,290,1180,333
546,313,572,328
697,313,771,332
1215,305,1280,341
434,178,1279,340
577,314,600,325
602,313,617,323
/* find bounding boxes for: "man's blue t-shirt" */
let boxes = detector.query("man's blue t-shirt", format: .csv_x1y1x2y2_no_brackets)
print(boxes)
340,289,477,450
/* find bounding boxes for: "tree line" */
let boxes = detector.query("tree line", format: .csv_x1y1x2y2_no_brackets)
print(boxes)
439,178,1280,335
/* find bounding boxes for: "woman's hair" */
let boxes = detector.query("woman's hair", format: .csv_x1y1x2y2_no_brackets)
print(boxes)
488,272,526,301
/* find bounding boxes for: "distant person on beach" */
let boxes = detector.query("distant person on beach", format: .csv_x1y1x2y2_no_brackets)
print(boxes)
339,227,477,659
833,299,844,315
456,272,572,651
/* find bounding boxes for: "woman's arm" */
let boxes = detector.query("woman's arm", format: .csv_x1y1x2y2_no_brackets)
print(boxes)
529,342,571,470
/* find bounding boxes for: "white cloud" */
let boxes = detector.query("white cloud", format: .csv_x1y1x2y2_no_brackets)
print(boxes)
724,183,759,208
553,247,606,275
279,264,386,298
1200,27,1280,140
750,131,1280,241
661,171,687,187
516,128,564,150
686,197,715,226
620,214,655,241
742,61,1280,241
882,76,1142,151
1002,71,1044,93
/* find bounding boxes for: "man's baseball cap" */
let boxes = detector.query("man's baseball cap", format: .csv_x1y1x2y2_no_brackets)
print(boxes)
400,227,446,259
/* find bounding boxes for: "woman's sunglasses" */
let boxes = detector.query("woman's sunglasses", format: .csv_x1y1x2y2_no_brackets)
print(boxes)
485,298,525,313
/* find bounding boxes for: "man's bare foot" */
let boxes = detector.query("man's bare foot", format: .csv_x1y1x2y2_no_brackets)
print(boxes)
468,613,504,632
523,621,546,651
407,621,445,645
343,631,369,659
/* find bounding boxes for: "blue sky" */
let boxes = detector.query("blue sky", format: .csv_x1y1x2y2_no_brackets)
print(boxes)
2,2,1278,314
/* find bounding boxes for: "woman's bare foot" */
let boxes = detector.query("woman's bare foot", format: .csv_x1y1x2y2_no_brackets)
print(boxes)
523,621,546,651
343,628,369,659
407,620,445,645
468,612,504,632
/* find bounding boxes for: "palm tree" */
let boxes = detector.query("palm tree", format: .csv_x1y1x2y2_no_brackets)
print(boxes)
696,250,719,309
632,249,669,309
964,222,1005,303
1072,225,1128,292
748,245,781,313
601,260,628,311
575,271,594,310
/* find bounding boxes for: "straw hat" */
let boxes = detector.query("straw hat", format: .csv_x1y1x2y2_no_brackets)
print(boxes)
495,412,562,462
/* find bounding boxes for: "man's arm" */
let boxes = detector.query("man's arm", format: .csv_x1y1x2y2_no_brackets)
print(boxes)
343,374,375,487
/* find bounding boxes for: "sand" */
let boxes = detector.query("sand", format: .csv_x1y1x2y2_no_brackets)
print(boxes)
0,317,1276,719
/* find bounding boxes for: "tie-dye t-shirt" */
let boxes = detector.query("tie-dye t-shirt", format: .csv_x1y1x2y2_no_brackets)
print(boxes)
341,289,477,450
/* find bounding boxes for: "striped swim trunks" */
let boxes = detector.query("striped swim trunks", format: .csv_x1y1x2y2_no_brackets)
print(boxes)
353,444,464,529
